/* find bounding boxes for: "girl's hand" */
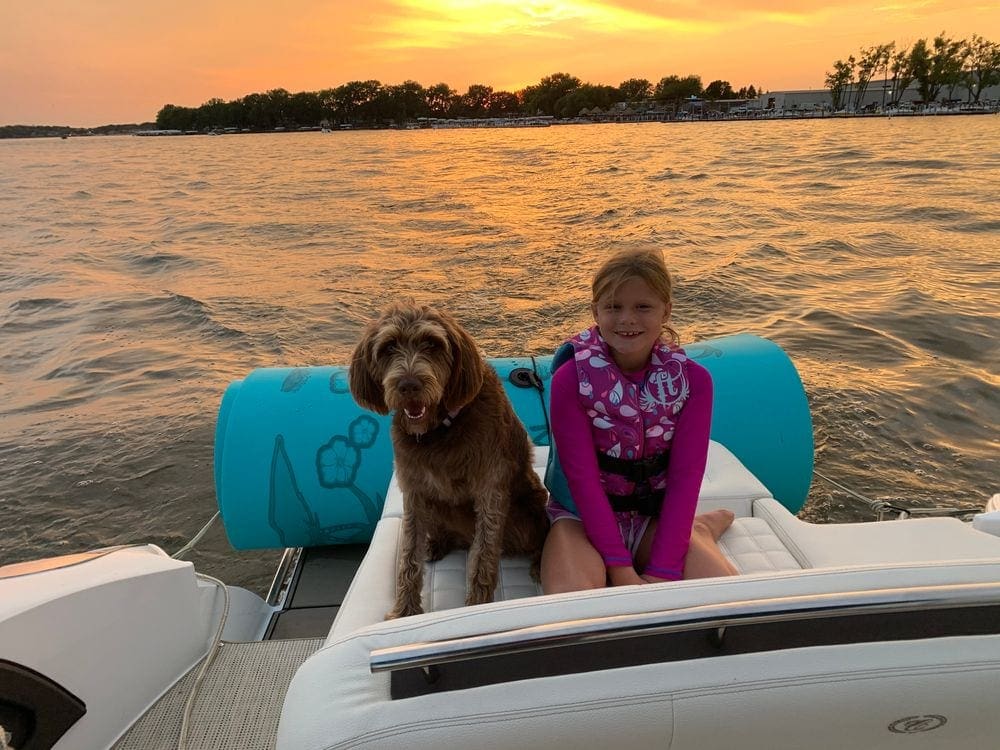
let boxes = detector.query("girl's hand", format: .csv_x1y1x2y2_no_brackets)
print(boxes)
640,573,670,584
607,565,645,586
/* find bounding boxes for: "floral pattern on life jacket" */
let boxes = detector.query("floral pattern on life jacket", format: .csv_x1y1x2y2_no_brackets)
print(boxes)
570,326,690,498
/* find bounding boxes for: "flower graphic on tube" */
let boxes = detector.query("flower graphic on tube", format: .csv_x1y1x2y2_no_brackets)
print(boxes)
329,369,351,394
317,436,360,487
349,415,379,449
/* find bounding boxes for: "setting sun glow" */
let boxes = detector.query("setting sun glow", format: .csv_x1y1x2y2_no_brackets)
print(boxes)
377,0,701,45
1,0,996,125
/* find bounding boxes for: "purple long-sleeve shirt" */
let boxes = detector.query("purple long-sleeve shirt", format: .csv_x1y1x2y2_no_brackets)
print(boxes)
550,357,713,579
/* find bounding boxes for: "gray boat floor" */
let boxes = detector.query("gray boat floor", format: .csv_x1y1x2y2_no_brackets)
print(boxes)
267,544,369,639
114,544,368,749
114,638,324,750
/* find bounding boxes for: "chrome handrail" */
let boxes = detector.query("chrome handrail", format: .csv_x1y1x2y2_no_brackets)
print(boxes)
370,581,1000,673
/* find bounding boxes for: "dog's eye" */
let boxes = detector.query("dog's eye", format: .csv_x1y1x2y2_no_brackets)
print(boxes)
378,342,398,357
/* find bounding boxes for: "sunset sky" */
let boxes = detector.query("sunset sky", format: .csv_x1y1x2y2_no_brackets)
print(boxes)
2,0,997,126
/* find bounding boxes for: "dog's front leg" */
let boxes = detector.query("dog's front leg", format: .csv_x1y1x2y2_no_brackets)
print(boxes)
387,505,428,619
465,492,506,606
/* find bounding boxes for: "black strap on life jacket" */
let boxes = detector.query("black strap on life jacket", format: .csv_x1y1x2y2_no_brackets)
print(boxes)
597,451,670,517
596,452,670,483
606,490,663,517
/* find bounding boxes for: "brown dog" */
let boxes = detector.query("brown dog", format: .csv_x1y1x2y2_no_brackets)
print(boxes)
349,301,549,618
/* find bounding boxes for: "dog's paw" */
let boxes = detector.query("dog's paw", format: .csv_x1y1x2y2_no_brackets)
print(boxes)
465,587,496,607
386,604,423,620
529,557,542,583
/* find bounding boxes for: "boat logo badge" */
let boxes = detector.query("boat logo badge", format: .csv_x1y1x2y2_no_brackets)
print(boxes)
887,715,947,734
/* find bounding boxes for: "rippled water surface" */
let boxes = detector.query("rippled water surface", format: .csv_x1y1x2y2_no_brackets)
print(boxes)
2,118,998,593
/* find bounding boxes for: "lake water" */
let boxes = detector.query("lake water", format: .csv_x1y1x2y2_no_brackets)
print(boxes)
1,117,998,594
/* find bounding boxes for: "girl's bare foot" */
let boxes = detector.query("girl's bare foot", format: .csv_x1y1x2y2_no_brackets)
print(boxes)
693,509,735,541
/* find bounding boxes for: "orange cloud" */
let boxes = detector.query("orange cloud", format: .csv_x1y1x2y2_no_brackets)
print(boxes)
1,0,996,125
361,0,725,54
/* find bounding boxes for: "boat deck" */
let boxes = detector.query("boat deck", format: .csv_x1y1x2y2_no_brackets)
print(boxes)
113,638,323,750
113,546,366,749
266,544,368,640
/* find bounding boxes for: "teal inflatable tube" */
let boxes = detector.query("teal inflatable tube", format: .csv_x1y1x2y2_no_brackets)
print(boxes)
215,335,813,550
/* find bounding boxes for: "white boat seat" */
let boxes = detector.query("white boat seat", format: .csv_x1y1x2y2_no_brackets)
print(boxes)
380,441,771,520
327,517,543,640
754,496,1000,567
328,514,802,641
283,440,1000,750
280,559,1000,750
379,444,551,520
332,447,1000,644
332,441,785,640
718,517,803,573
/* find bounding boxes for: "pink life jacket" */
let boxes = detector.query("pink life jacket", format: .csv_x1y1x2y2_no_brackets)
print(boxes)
568,325,692,510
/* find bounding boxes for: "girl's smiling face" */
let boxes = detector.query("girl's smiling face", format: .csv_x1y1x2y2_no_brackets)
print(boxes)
592,275,671,372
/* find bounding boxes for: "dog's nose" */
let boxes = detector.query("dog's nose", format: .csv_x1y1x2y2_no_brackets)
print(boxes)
398,377,421,397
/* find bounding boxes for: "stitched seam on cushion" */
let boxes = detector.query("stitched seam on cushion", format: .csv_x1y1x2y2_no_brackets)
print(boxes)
750,523,794,571
324,692,674,750
717,538,743,573
722,521,775,573
727,533,770,574
755,500,813,567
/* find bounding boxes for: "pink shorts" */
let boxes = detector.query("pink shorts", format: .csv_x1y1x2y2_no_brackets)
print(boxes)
546,497,652,558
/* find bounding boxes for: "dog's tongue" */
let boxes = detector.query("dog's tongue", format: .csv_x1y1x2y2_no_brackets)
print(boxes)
403,402,427,420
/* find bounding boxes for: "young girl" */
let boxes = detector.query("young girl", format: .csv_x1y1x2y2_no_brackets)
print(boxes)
541,248,737,593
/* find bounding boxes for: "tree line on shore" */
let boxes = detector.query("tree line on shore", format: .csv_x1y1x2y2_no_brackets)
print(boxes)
0,122,155,140
825,34,1000,111
154,74,760,132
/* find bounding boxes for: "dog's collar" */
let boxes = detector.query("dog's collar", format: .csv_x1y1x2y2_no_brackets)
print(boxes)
411,406,463,443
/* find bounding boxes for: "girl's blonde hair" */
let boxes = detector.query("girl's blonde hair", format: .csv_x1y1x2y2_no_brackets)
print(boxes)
591,247,679,344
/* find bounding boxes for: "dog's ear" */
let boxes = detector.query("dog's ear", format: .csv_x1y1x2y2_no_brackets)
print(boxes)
348,323,389,414
440,311,485,412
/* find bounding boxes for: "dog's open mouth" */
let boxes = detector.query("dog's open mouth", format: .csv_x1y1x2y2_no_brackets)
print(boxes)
403,402,427,420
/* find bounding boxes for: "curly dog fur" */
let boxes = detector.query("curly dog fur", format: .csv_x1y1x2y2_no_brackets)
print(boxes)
349,301,549,618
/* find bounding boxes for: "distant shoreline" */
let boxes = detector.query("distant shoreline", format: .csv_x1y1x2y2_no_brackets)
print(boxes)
2,106,997,140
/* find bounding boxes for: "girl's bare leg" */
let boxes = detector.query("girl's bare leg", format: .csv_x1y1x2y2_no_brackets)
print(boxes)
541,519,607,594
684,510,738,578
636,510,738,580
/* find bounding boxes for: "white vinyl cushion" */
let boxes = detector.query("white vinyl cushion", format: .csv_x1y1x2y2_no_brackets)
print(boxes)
287,444,1000,750
719,517,803,573
381,440,769,519
328,518,544,642
335,442,788,641
280,559,1000,750
754,497,1000,567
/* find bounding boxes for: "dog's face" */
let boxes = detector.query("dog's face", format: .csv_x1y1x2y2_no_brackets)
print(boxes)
349,302,485,435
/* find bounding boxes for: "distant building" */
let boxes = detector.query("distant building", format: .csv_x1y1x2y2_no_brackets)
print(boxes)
749,79,1000,112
